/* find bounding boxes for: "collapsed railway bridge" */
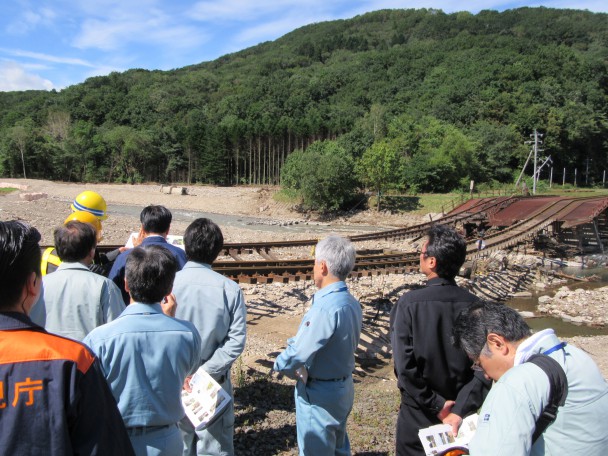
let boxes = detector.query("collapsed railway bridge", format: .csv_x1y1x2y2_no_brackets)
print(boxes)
76,194,608,284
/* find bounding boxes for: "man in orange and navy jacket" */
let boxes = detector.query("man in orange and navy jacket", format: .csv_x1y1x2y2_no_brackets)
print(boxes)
0,220,134,455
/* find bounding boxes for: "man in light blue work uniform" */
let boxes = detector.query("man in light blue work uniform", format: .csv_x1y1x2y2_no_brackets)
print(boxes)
453,301,608,456
31,221,125,340
85,245,202,456
173,218,247,456
109,205,187,304
274,235,362,456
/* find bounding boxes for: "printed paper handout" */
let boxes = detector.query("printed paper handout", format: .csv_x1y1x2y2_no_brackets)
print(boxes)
418,413,478,456
181,367,232,430
125,233,185,250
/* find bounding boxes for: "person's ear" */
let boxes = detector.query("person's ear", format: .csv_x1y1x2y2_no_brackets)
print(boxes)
487,333,508,355
320,260,329,276
26,272,39,296
124,278,130,293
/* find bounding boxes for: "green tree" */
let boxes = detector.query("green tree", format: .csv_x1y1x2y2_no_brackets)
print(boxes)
101,126,154,183
356,140,403,210
6,120,35,178
282,140,358,211
467,121,526,183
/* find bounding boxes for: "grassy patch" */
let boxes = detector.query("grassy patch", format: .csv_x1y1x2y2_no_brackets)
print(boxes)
348,385,400,453
279,183,608,217
371,193,465,215
0,187,17,195
380,184,608,215
273,188,301,204
537,186,608,197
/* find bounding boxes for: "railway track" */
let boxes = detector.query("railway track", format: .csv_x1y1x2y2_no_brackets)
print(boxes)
213,251,420,283
467,195,608,259
44,195,606,283
220,195,518,260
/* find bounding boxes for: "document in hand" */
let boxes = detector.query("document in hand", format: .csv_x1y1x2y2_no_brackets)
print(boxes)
125,233,185,250
418,413,478,456
181,368,232,430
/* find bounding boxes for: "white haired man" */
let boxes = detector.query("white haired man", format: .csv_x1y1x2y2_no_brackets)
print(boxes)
274,235,362,456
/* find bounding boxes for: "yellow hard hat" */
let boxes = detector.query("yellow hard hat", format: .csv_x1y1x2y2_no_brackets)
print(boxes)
64,211,103,242
71,190,108,220
41,247,61,276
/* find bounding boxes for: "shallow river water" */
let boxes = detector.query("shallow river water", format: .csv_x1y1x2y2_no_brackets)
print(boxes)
508,266,608,337
108,204,382,235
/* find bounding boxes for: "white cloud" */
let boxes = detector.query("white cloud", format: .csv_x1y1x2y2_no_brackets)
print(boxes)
0,61,54,91
6,5,58,35
189,0,283,22
74,19,136,51
234,14,328,44
21,62,52,70
188,0,341,22
0,48,94,67
82,64,125,79
73,11,207,52
73,0,161,17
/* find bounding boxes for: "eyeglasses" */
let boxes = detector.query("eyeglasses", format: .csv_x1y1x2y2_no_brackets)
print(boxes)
471,342,488,372
471,358,484,372
419,250,428,258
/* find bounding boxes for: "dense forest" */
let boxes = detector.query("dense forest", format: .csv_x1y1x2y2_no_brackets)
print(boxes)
0,7,606,207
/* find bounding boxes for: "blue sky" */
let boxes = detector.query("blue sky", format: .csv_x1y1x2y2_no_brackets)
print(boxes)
1,0,606,92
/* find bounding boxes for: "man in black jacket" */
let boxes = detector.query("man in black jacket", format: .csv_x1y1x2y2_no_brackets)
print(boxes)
390,224,491,456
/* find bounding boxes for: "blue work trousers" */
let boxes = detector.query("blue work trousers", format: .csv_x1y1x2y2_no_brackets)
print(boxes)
295,376,354,456
128,424,183,456
179,377,235,456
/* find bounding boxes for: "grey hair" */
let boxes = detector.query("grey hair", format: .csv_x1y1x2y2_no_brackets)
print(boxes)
315,235,356,280
453,300,531,358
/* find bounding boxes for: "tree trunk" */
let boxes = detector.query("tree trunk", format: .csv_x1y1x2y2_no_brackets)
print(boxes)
248,137,252,185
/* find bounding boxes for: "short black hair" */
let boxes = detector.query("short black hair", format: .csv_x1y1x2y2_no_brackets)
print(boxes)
0,221,41,310
54,221,97,262
425,224,467,279
453,300,532,358
140,205,172,234
126,245,177,304
184,218,224,264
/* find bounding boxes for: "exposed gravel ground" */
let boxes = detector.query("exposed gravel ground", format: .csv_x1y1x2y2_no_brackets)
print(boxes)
1,178,607,456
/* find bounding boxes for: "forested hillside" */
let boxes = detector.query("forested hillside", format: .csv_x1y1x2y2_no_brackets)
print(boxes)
0,7,606,198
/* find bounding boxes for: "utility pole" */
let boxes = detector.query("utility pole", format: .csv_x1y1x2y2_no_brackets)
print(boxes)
523,130,544,195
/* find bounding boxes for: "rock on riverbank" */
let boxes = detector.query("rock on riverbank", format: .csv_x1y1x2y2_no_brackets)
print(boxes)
538,285,608,326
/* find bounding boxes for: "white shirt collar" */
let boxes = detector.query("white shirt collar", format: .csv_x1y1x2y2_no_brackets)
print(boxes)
513,328,555,366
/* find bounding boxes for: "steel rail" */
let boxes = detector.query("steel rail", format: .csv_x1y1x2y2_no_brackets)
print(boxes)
41,196,606,284
467,195,607,259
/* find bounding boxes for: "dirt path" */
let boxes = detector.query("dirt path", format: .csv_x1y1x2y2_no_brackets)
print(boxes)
0,178,422,245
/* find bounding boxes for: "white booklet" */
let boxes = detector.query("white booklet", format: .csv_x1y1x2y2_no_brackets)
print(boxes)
418,413,478,456
181,368,232,430
125,233,185,250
